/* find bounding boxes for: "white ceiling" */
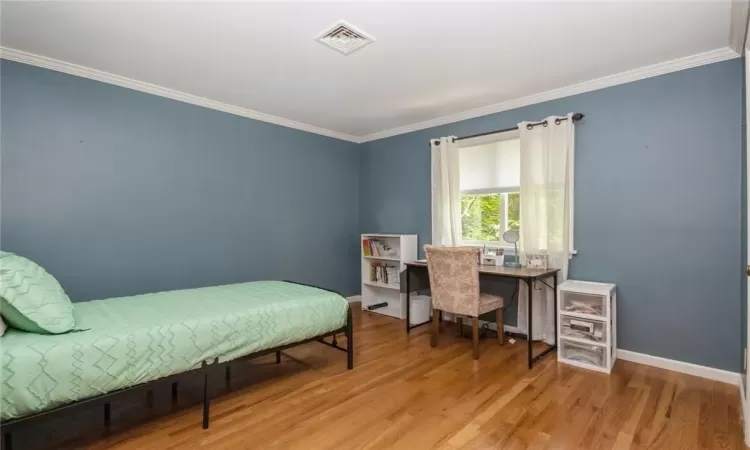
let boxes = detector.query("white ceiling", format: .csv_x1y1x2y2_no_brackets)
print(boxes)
0,1,741,142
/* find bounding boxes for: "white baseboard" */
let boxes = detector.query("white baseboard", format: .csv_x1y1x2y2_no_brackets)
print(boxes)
379,305,742,387
482,324,740,386
617,349,741,386
741,378,750,446
346,295,361,304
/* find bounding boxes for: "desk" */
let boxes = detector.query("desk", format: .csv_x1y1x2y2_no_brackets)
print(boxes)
403,261,559,369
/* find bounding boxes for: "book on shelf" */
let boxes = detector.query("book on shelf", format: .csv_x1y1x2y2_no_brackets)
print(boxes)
369,262,400,285
361,238,400,258
362,239,371,256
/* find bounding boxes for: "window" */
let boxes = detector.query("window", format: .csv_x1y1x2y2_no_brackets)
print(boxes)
457,131,520,246
461,192,520,242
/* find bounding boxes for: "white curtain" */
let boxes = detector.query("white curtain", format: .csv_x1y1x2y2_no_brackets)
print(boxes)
431,137,461,245
516,114,575,343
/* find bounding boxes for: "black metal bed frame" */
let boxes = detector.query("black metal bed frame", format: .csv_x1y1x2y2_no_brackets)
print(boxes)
0,282,354,450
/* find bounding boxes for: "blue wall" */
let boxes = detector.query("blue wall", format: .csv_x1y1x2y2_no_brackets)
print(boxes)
1,57,745,371
360,59,744,372
0,60,361,300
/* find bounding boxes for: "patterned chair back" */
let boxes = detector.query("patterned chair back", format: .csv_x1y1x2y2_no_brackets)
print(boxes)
424,245,480,317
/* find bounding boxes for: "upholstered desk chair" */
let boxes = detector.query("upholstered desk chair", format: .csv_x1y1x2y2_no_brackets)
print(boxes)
424,245,505,360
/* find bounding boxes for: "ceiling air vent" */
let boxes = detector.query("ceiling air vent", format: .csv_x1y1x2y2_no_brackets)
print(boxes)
315,20,374,55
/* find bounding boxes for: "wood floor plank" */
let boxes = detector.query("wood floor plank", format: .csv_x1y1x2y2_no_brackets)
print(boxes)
16,305,746,450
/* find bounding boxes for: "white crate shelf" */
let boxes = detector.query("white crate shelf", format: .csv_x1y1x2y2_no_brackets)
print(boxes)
361,234,417,320
558,280,617,374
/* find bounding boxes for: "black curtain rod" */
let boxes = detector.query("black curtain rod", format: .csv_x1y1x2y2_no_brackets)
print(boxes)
443,112,584,144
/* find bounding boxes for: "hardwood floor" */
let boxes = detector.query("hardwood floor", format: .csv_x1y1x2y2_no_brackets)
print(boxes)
20,305,746,449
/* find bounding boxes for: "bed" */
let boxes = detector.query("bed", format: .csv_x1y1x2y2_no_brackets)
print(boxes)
1,280,353,447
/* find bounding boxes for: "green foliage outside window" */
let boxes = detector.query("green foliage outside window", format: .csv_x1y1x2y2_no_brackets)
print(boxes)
461,194,500,241
461,192,520,242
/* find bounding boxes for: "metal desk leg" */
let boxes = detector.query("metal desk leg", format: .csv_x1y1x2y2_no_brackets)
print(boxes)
553,274,558,346
526,274,559,369
526,278,533,369
405,265,411,333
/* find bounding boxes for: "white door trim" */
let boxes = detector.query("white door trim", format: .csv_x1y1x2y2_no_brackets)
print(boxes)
744,45,750,447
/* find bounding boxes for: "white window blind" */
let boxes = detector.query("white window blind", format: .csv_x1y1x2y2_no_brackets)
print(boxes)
458,138,521,193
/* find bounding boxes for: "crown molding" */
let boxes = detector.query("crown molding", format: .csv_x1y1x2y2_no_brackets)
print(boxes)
0,47,361,143
1,46,741,145
359,47,740,143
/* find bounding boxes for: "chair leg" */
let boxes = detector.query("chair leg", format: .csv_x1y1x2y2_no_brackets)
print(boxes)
431,308,440,348
496,308,504,345
456,317,463,337
472,316,480,360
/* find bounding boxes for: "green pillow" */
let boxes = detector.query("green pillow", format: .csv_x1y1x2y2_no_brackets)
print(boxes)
0,251,75,334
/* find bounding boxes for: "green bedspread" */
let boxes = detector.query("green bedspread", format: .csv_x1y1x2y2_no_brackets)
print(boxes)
1,281,348,420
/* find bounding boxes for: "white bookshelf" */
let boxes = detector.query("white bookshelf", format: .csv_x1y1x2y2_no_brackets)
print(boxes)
361,234,418,320
557,280,617,374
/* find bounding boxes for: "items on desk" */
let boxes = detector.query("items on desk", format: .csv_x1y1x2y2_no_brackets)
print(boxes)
480,247,504,266
525,252,549,269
